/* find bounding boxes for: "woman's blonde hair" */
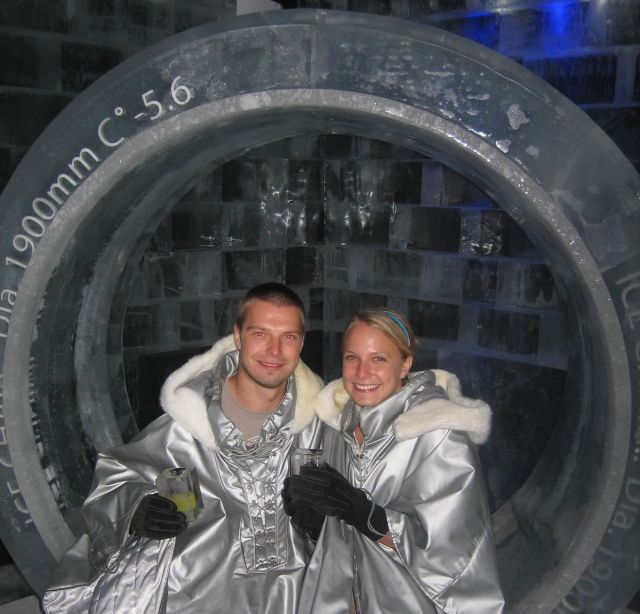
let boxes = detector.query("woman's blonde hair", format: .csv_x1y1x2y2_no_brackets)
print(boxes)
344,307,416,360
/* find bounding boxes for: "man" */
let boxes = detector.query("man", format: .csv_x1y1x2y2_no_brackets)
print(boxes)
42,282,324,613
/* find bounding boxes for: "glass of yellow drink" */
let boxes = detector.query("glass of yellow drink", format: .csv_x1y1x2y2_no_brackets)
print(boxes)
156,466,203,522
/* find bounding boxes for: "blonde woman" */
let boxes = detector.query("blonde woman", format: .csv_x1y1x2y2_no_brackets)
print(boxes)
283,307,504,613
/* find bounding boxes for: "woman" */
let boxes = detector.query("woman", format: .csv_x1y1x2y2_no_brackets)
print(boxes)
284,307,504,613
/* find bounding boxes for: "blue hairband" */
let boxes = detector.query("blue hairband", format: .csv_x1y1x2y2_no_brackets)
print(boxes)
379,309,411,345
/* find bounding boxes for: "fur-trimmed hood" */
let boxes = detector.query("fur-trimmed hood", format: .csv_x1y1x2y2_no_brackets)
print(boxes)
312,369,492,444
159,335,324,450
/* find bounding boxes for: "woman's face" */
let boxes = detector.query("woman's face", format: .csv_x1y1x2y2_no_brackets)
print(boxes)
342,320,413,408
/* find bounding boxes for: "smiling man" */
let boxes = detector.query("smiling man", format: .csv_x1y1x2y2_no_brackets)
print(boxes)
230,292,305,406
43,282,324,614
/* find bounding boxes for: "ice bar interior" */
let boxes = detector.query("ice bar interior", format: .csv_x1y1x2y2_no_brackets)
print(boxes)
0,3,638,613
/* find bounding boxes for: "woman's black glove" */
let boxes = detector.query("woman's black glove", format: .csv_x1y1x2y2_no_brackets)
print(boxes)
285,464,388,541
282,479,325,541
130,494,187,539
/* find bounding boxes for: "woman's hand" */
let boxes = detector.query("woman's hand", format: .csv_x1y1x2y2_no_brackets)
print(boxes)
281,479,326,541
284,464,389,541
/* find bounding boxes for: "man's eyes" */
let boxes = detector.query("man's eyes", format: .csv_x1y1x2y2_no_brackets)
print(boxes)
251,331,300,341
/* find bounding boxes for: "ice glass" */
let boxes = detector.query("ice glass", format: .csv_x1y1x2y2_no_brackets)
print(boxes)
290,448,323,475
156,466,203,522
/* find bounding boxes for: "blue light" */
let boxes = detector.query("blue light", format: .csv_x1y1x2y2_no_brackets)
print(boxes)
548,1,571,38
460,15,498,49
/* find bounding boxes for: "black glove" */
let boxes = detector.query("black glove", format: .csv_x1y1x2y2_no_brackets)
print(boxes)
286,464,388,541
282,477,326,541
130,494,187,539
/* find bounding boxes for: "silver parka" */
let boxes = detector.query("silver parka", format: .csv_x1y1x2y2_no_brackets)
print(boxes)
42,335,324,614
299,370,505,614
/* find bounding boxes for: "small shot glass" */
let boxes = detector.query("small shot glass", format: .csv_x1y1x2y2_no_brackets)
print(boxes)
156,466,203,522
290,448,323,476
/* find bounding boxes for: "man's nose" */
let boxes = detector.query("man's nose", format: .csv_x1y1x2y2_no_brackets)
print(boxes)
266,336,281,355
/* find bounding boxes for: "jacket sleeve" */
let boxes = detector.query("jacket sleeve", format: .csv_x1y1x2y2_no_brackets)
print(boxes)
41,422,178,613
81,449,157,571
385,429,504,614
41,532,174,614
81,413,190,571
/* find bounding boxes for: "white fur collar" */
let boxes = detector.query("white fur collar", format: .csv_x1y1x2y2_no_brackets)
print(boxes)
159,335,323,450
313,369,491,444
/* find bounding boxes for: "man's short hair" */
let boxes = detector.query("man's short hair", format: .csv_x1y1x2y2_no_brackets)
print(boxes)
235,282,306,332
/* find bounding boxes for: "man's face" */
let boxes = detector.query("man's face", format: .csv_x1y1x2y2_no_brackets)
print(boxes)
233,299,305,391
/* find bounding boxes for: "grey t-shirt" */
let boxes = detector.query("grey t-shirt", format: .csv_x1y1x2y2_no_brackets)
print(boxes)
220,379,270,440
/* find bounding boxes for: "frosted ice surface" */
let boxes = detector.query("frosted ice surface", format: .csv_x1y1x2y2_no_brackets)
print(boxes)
444,89,459,107
507,104,530,130
423,70,454,78
496,139,511,153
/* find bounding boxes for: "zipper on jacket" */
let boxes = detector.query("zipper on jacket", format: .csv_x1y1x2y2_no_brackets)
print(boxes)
352,433,367,486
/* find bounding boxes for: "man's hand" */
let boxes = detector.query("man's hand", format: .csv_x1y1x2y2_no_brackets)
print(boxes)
130,494,187,539
285,464,388,541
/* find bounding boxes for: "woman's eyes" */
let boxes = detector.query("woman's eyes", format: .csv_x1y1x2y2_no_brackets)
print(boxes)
343,354,386,362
